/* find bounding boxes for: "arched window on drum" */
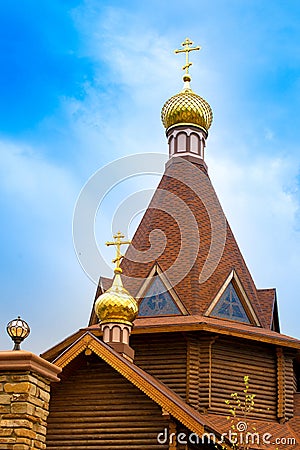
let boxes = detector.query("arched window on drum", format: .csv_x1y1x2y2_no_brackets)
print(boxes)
190,133,200,155
177,132,186,152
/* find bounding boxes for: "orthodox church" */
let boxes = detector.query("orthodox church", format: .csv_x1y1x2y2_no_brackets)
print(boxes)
42,39,300,449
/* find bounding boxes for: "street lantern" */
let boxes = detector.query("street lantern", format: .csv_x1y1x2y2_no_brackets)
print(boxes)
6,316,30,350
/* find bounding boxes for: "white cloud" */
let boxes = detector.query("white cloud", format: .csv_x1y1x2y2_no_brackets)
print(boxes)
0,139,95,353
209,151,300,337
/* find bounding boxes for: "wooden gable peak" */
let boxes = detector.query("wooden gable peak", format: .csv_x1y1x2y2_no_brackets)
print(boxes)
52,331,210,438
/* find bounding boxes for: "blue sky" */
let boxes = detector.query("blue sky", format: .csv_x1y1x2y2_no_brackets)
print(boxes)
1,0,300,353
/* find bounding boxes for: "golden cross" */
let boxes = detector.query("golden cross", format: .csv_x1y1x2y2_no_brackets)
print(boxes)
174,37,201,76
106,231,131,271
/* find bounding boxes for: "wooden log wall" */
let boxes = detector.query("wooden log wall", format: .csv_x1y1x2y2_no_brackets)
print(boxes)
209,336,277,420
283,349,297,420
186,334,201,409
185,333,214,412
277,347,285,420
131,333,187,399
46,353,169,450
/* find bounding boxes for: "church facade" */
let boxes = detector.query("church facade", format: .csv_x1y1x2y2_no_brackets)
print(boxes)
31,39,300,448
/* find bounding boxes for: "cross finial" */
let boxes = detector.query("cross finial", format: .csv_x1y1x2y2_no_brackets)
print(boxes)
174,38,201,79
106,231,131,273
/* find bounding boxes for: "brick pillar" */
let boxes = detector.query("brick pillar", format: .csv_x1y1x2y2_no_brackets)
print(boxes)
0,351,61,450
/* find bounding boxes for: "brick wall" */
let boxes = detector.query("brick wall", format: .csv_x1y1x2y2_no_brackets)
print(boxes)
0,351,61,450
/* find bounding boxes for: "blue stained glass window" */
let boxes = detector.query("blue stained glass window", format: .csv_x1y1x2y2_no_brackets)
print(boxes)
211,282,250,324
138,277,181,317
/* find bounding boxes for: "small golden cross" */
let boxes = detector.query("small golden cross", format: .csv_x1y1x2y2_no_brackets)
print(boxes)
106,231,131,271
174,37,201,75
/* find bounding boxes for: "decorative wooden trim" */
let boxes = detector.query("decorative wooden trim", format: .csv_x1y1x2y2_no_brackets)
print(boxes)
53,333,93,369
276,346,285,420
204,270,261,326
53,332,205,436
136,263,189,315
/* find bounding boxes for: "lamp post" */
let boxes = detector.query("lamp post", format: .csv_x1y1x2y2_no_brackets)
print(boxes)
6,316,30,350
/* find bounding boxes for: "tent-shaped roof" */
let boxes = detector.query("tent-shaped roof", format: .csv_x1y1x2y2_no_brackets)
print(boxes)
90,156,278,332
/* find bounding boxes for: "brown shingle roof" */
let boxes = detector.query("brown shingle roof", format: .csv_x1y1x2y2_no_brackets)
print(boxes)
289,417,300,440
131,314,300,346
205,413,300,449
257,288,277,329
115,156,273,328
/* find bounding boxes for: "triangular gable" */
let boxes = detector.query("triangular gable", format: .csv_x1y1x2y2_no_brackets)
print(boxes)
205,270,261,326
136,264,188,317
53,332,247,448
52,331,207,437
210,283,250,323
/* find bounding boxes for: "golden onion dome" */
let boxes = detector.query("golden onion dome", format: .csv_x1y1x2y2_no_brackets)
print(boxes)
161,75,213,133
95,268,138,326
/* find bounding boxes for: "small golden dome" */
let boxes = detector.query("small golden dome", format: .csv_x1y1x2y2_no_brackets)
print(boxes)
161,79,213,132
95,269,138,326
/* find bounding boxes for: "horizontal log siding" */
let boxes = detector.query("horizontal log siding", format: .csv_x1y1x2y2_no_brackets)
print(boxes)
186,334,201,409
46,353,169,450
198,336,212,411
276,347,285,420
210,337,277,420
131,333,187,399
284,350,297,420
